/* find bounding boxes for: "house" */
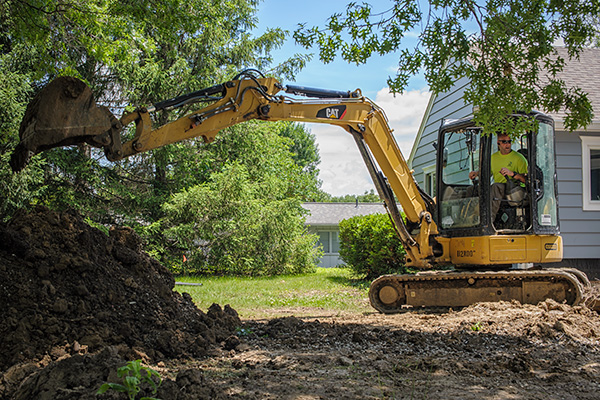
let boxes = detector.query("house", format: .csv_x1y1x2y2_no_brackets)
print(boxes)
408,46,600,278
302,202,387,267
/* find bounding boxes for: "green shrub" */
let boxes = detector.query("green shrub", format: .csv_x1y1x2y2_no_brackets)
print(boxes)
338,213,406,280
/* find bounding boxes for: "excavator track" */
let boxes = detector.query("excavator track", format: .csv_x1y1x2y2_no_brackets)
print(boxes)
369,268,586,313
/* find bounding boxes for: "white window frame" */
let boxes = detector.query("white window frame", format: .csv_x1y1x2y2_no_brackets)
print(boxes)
581,135,600,211
422,164,436,197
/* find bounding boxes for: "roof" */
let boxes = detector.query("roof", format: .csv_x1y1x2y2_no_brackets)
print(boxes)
548,47,600,126
302,202,387,226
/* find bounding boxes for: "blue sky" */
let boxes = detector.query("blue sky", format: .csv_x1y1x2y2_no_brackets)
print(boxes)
254,0,431,196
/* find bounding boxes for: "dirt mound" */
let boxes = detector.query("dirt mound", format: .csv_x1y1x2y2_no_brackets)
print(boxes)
0,207,240,398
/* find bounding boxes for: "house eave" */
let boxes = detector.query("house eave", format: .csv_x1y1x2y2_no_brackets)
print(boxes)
554,119,600,133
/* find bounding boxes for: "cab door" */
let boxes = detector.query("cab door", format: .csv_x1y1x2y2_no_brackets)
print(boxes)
436,120,486,237
530,117,560,235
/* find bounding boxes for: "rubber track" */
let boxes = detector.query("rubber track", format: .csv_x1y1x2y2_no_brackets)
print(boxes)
369,268,586,314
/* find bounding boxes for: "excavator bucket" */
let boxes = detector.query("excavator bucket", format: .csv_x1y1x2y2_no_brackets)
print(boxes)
10,76,117,172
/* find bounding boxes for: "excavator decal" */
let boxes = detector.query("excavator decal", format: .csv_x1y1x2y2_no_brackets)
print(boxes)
316,105,346,119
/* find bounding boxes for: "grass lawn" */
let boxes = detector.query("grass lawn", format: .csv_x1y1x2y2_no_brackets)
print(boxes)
174,268,372,319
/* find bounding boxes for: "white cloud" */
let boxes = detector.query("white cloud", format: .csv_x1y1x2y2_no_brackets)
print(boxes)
309,87,431,197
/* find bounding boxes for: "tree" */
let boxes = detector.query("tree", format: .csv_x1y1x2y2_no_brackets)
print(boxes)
156,162,320,276
325,189,381,203
0,52,49,218
0,0,311,221
1,0,307,89
134,121,323,275
273,121,321,177
294,0,600,134
0,0,324,278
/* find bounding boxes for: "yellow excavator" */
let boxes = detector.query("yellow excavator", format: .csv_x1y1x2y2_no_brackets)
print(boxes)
11,69,590,313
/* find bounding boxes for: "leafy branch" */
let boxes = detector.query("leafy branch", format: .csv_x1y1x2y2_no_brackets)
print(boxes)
294,0,600,134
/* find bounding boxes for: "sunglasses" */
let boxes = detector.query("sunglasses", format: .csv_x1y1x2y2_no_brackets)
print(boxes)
498,140,512,144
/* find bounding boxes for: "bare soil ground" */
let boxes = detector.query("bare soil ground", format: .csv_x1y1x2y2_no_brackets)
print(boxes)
1,208,600,399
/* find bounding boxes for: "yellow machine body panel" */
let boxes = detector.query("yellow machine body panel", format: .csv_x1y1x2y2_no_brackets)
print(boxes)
438,235,563,265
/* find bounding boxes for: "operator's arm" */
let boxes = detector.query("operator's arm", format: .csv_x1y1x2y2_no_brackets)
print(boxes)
16,71,437,268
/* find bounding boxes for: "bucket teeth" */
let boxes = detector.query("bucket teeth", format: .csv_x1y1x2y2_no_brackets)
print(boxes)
9,143,33,172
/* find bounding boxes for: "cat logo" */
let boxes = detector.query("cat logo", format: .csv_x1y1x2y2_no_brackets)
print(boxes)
316,105,346,119
544,243,558,251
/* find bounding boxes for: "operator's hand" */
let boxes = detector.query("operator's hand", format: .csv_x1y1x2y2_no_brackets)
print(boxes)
469,171,479,180
499,167,514,178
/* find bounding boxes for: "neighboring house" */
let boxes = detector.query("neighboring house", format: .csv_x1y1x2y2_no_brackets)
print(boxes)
302,202,387,267
408,46,600,278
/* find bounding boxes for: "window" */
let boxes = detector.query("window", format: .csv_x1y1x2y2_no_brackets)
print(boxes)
317,232,330,253
441,129,479,186
439,129,480,229
422,165,436,197
317,231,340,254
536,123,558,226
331,231,340,253
581,136,600,211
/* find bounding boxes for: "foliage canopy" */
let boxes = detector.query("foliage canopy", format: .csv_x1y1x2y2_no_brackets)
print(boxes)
0,0,323,276
157,159,320,276
294,0,600,134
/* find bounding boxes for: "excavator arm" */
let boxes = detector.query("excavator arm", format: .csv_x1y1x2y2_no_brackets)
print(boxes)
12,70,437,268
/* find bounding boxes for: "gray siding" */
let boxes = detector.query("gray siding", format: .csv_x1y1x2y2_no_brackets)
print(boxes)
555,131,600,259
411,76,472,187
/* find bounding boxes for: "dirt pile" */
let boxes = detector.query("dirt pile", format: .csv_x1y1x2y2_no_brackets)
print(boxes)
0,207,240,399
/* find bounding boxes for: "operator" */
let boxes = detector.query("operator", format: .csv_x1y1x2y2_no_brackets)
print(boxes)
469,133,528,218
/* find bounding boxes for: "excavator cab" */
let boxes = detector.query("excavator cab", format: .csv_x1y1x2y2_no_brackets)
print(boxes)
436,112,560,244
